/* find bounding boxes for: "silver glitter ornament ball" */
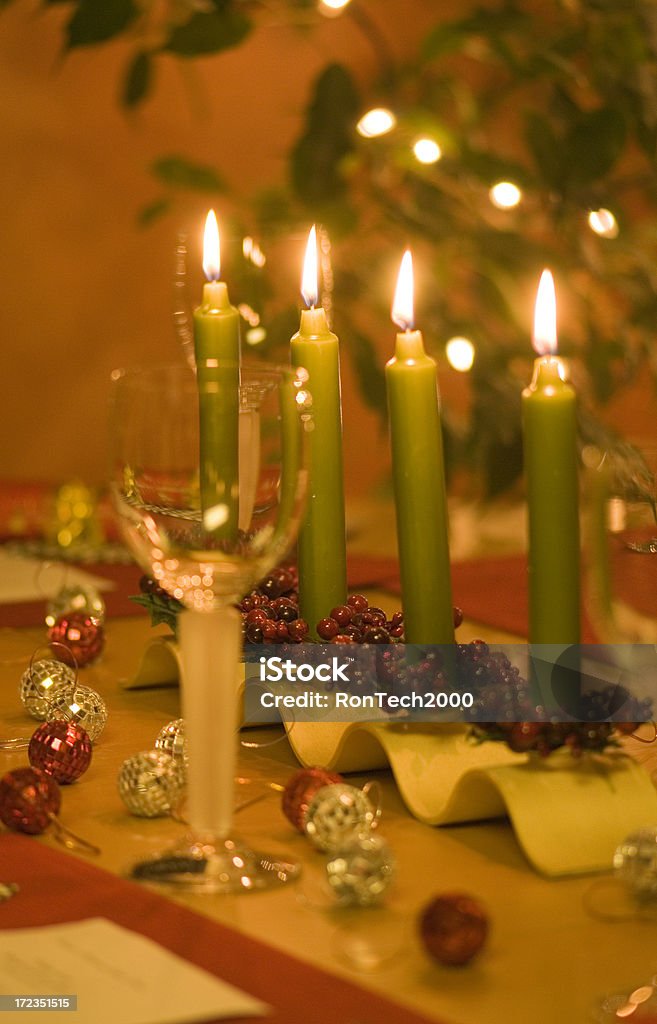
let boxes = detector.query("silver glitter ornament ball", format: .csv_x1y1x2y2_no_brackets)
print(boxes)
154,718,188,770
20,659,77,721
614,827,657,899
45,584,106,628
326,832,396,907
304,783,379,853
46,685,108,743
117,750,185,818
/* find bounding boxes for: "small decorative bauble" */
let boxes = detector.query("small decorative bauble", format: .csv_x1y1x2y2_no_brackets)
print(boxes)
28,720,92,784
613,828,657,899
46,685,108,743
117,750,185,818
154,718,188,770
304,783,379,853
48,612,105,668
45,585,105,629
419,893,489,966
0,766,61,835
19,658,77,721
326,832,396,907
282,766,344,832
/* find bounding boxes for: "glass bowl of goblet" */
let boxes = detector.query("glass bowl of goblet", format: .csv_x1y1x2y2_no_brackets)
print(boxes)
110,360,312,892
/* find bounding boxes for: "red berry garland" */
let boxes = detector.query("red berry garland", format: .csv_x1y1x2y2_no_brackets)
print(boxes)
137,567,468,649
134,571,652,755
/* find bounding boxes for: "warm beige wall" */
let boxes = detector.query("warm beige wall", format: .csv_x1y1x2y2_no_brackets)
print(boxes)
0,0,446,498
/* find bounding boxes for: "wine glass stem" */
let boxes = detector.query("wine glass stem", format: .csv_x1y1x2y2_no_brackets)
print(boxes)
179,605,241,839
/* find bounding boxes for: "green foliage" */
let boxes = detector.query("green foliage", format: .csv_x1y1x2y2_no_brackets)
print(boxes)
151,155,227,193
10,0,657,492
162,9,251,57
122,51,151,109
130,594,179,637
291,63,360,217
65,0,138,49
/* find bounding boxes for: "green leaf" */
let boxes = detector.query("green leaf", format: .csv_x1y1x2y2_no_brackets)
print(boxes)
130,594,180,636
422,22,470,60
304,63,360,131
523,112,564,189
291,64,359,205
563,107,626,185
65,0,138,49
121,51,152,108
151,155,227,193
459,146,529,187
137,197,170,226
163,10,251,57
422,6,528,60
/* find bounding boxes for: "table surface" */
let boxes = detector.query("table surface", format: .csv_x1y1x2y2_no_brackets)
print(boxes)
2,597,657,1024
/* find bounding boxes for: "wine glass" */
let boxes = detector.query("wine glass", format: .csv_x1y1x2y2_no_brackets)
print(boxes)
583,442,657,644
110,361,312,892
581,442,657,737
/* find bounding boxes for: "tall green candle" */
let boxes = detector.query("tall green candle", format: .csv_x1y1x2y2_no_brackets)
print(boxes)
193,210,240,541
290,226,347,634
522,269,580,643
385,250,454,645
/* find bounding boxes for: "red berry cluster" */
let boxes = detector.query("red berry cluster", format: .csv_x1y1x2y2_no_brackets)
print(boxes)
316,594,404,644
317,597,464,644
474,717,642,757
139,569,467,650
239,567,309,644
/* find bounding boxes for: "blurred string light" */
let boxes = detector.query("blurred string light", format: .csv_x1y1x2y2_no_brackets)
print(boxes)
588,208,619,238
413,138,442,164
356,107,396,138
489,181,522,209
242,236,266,267
445,336,475,372
318,0,352,13
245,326,267,346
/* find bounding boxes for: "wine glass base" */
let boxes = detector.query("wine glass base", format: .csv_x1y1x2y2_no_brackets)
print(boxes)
129,833,301,894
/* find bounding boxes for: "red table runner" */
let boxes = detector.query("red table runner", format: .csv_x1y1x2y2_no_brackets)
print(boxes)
1,549,592,639
0,834,440,1024
347,553,599,642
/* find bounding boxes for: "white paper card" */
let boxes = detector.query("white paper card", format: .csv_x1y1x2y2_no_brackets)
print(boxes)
0,917,268,1024
0,553,114,605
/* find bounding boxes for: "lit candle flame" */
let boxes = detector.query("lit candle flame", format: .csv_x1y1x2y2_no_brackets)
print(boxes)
203,209,220,282
392,249,414,331
533,268,557,356
301,225,318,308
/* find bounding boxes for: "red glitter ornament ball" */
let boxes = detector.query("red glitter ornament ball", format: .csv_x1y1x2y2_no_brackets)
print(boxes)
28,720,93,784
0,767,61,835
48,612,105,667
419,893,489,966
282,766,344,832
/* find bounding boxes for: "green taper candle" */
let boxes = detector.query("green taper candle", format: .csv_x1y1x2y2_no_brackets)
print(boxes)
385,250,454,644
193,210,240,540
290,226,347,634
522,269,580,643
